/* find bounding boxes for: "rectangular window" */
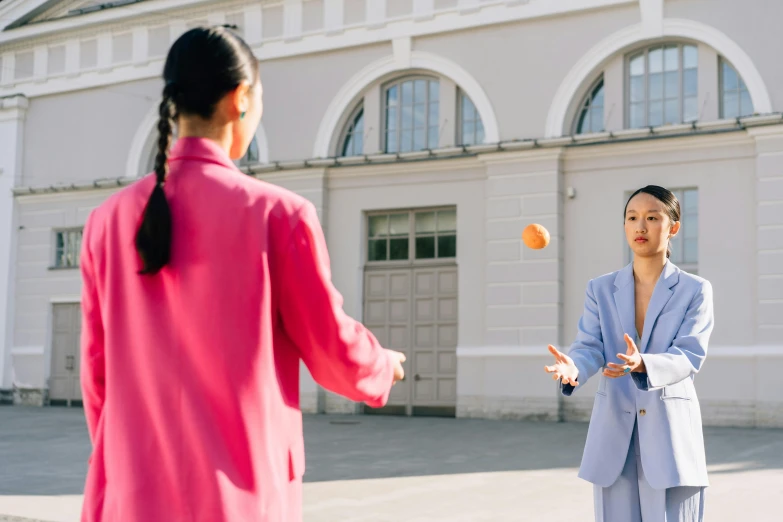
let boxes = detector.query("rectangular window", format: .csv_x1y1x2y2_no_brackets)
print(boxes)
384,78,439,153
53,229,83,269
367,208,456,263
625,188,698,274
627,44,698,129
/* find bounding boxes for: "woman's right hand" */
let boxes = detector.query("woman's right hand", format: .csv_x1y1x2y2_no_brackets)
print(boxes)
387,350,406,384
544,345,579,386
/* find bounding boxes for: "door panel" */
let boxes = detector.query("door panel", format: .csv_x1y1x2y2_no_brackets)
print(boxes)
363,265,458,414
49,303,81,404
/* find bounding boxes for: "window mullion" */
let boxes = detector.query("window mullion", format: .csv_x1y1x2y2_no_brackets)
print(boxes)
644,49,649,127
398,82,403,151
425,80,430,148
679,45,684,123
410,210,415,261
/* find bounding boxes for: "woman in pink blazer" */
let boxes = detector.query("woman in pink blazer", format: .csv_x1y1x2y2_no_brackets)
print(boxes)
79,26,405,522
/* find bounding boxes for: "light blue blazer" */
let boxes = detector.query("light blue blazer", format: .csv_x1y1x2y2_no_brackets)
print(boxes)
562,261,714,489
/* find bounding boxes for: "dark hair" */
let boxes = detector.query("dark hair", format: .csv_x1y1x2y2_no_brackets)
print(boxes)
135,26,259,274
624,185,680,259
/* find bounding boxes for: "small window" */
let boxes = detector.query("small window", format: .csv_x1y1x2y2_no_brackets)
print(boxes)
415,209,456,259
628,44,698,128
384,78,440,153
367,213,410,262
720,59,753,119
458,91,484,146
366,208,457,262
625,188,698,274
53,229,83,269
340,106,364,157
240,136,260,166
670,188,698,274
575,77,604,134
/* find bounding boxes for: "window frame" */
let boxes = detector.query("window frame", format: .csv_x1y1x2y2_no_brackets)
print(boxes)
719,57,754,120
573,75,605,135
239,135,260,167
339,103,365,157
625,42,699,129
51,227,84,270
381,75,440,154
456,89,485,146
365,207,457,267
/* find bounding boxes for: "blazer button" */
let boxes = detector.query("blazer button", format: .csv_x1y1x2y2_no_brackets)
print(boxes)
639,409,647,416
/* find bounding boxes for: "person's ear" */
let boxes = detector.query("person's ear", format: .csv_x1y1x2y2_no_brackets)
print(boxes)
229,81,251,120
669,220,681,238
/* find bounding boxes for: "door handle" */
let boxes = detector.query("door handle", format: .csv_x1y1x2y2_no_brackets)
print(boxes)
65,355,74,371
414,374,421,381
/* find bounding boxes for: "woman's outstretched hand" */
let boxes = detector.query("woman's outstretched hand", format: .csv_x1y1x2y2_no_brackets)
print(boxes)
544,345,579,386
604,333,646,378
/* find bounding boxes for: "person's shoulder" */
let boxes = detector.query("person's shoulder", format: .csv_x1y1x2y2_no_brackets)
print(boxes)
240,175,313,216
588,268,624,290
86,175,156,229
675,265,712,292
231,173,317,233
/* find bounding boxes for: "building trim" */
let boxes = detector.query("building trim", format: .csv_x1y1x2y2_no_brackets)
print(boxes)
312,50,500,158
10,345,44,356
13,115,783,195
1,0,636,46
639,0,663,38
545,18,774,137
457,345,783,357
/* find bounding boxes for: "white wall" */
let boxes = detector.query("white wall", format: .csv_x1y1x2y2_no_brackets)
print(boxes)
0,95,27,390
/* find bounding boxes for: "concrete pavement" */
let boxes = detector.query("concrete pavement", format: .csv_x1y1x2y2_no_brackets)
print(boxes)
1,407,781,521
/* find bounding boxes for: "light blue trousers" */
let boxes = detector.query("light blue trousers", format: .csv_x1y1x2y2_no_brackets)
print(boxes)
593,421,705,522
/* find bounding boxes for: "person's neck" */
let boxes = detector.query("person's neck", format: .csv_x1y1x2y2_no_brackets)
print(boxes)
632,255,667,286
177,117,233,157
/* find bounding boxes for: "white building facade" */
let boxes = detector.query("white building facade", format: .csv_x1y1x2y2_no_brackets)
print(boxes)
1,0,781,427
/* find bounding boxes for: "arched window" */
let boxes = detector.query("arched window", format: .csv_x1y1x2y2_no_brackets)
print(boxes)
458,91,485,146
628,44,698,128
240,136,260,166
384,77,439,153
339,105,364,157
574,77,604,134
720,59,753,119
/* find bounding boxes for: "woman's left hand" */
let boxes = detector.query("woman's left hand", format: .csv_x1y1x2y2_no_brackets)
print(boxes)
604,333,647,378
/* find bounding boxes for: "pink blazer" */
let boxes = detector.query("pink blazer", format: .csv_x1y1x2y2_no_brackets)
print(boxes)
79,137,395,521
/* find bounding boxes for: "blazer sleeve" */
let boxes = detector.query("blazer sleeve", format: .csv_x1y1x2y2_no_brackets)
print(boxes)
79,213,106,442
633,280,713,391
278,202,395,408
561,279,606,396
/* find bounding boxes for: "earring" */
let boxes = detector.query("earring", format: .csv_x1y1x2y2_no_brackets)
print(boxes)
240,111,246,120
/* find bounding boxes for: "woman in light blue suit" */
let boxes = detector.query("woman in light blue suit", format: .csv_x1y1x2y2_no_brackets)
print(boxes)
544,185,713,522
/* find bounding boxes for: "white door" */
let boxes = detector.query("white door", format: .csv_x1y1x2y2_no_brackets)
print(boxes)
48,303,82,406
362,207,459,416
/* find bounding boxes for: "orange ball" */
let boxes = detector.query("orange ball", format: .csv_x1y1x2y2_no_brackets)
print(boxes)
522,223,550,250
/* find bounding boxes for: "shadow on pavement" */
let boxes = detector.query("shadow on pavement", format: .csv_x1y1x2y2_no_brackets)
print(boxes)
1,407,781,495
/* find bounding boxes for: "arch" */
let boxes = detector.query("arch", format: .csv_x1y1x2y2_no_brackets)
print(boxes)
545,19,773,138
125,105,270,178
313,51,499,158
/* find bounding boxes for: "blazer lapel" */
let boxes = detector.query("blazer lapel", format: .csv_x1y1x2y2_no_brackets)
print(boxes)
639,261,679,352
613,263,635,341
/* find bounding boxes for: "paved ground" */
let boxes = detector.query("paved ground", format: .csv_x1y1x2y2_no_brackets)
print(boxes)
1,407,782,521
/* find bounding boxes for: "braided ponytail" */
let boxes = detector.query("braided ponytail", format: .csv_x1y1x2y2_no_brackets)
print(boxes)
134,26,260,275
135,89,175,274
